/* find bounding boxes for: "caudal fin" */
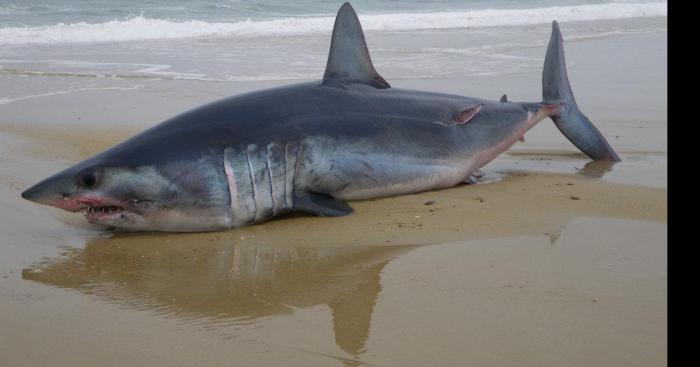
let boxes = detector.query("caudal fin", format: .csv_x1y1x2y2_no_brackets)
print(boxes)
543,21,620,162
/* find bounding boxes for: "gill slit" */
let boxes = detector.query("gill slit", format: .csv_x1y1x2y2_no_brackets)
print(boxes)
222,154,235,227
283,141,289,210
293,141,303,197
245,146,258,217
265,143,276,211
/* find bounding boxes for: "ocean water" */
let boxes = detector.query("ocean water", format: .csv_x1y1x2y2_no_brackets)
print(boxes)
0,0,667,44
0,0,667,121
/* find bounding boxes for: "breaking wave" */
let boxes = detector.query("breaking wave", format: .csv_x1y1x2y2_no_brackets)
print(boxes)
0,2,667,45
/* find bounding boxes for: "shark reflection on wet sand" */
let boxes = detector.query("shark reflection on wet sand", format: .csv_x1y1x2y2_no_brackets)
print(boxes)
22,236,415,356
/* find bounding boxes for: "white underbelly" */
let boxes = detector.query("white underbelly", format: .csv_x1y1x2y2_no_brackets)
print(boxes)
330,155,479,201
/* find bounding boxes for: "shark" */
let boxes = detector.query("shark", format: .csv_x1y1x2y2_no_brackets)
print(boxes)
21,3,620,232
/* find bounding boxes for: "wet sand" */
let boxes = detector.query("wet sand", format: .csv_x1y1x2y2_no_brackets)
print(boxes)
0,25,666,367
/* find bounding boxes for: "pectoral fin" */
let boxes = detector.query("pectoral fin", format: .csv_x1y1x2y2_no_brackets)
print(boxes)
294,192,354,217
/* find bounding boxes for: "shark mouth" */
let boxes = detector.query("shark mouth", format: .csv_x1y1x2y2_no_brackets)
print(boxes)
78,204,129,222
81,205,125,215
72,197,141,222
75,197,154,223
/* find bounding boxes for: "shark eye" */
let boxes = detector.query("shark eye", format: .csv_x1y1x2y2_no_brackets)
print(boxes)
77,170,99,188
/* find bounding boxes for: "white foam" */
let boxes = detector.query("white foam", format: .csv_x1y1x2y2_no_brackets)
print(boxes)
0,2,667,46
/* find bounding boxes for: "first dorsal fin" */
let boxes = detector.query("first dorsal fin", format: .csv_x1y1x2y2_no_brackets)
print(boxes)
322,3,390,89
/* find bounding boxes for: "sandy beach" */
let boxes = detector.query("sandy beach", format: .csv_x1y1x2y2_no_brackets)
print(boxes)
0,10,666,367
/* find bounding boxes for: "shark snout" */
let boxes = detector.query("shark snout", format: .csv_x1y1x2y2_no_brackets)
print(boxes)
22,181,54,203
21,175,75,209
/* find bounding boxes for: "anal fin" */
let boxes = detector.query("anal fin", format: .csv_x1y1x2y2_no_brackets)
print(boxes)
294,192,354,217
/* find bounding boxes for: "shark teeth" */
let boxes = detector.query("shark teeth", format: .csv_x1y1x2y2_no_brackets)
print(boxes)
81,206,125,216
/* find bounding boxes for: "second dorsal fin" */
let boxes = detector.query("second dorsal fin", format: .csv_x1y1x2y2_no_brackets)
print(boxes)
322,3,390,89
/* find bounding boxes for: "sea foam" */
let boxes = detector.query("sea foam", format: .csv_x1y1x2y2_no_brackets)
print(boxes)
0,2,667,45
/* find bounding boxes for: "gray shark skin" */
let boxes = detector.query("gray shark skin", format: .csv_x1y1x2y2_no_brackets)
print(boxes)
21,3,620,232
